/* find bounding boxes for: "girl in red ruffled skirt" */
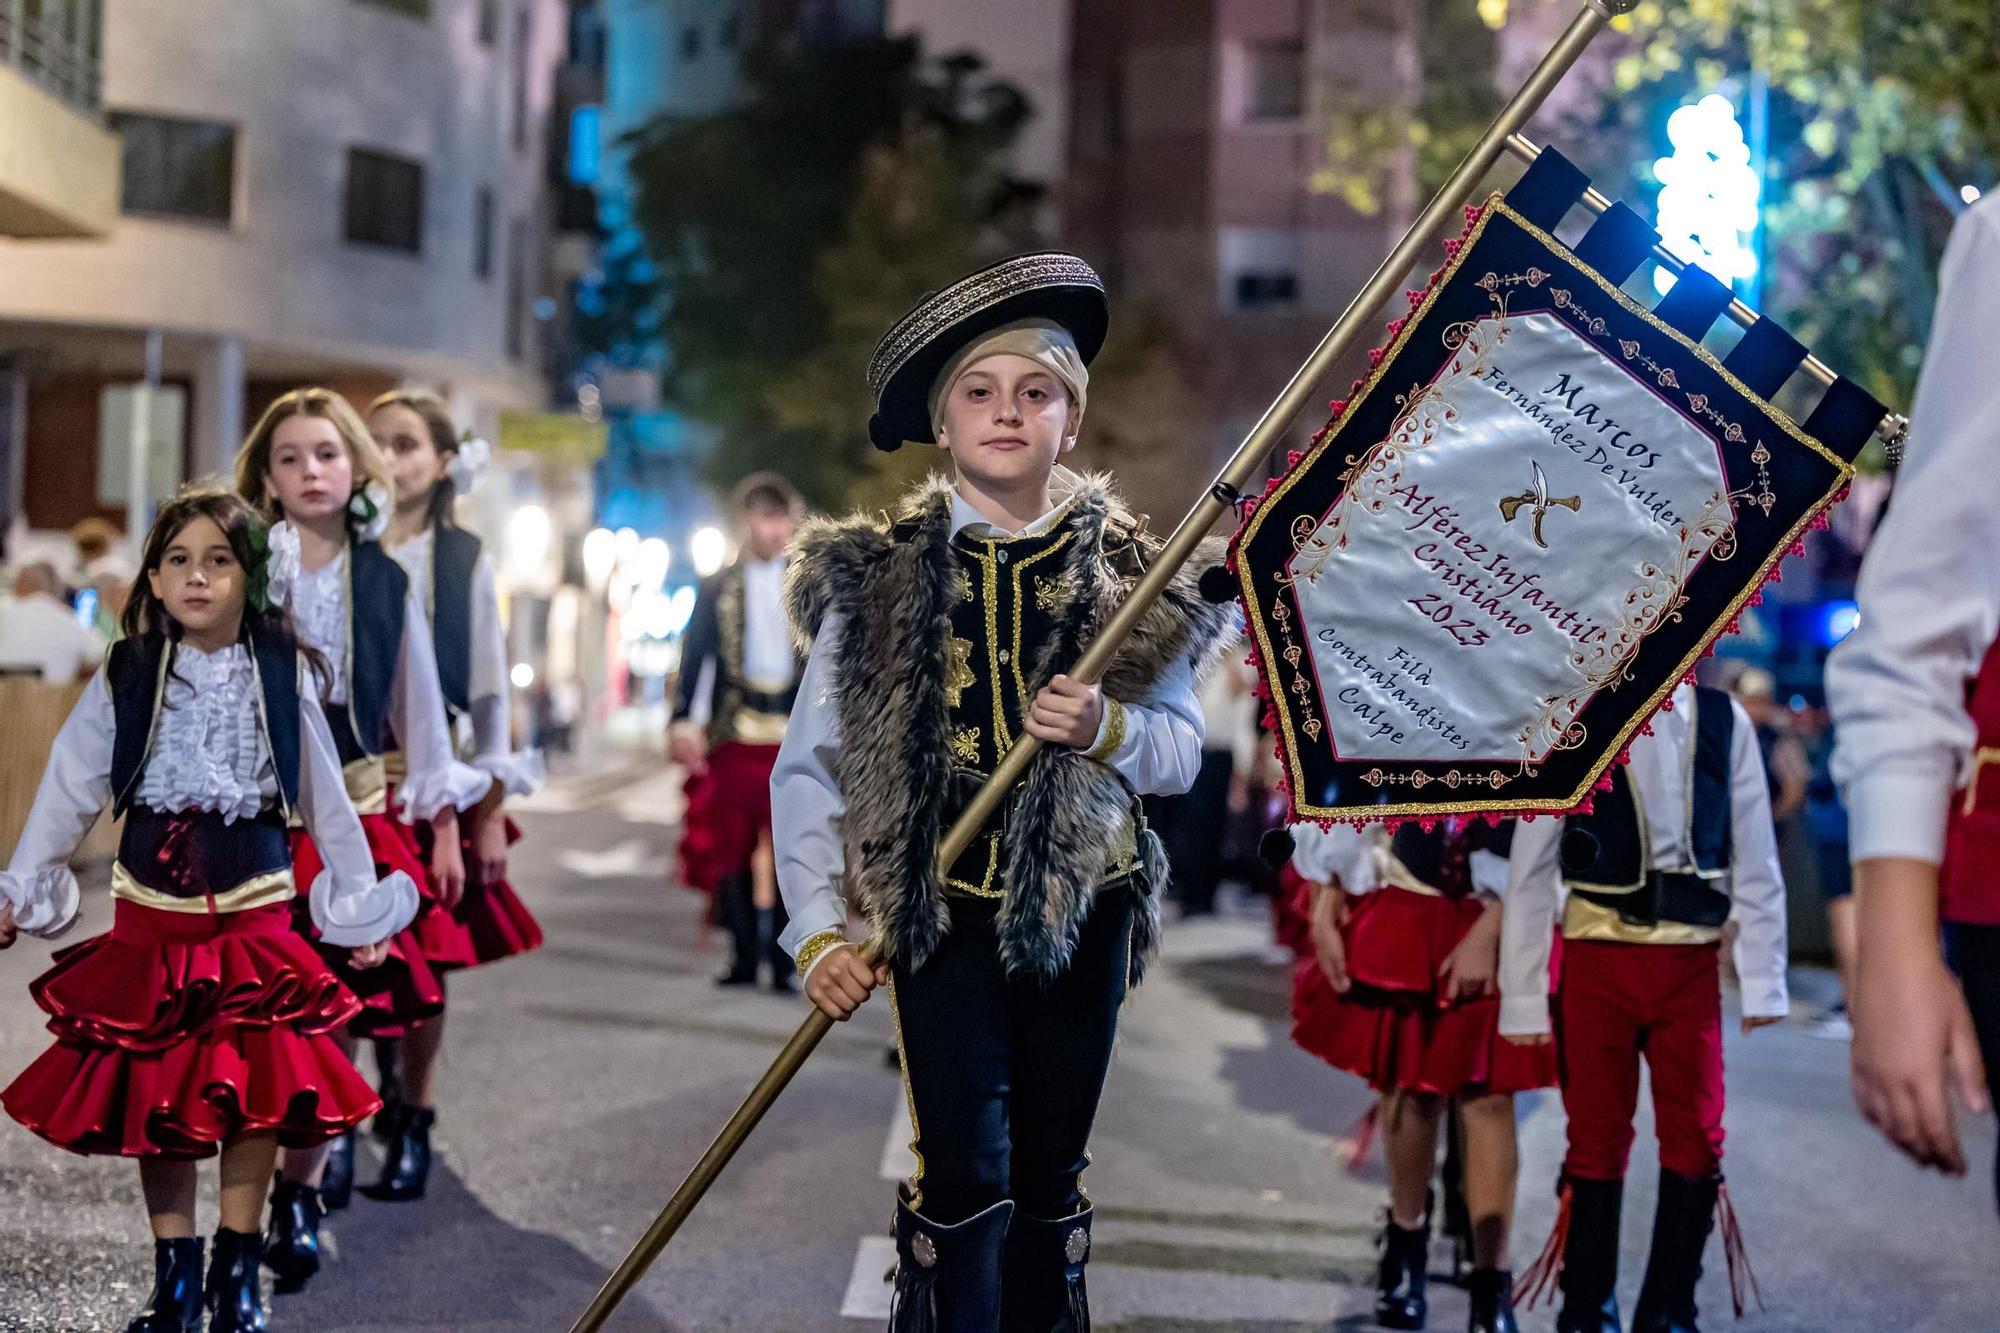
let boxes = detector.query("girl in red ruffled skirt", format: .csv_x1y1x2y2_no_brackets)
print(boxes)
0,488,417,1331
1288,819,1555,1333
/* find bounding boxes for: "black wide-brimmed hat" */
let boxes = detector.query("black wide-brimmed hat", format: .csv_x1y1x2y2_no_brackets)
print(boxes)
866,251,1109,452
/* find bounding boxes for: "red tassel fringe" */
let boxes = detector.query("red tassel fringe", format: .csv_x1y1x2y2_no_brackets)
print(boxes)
1717,1181,1764,1317
1512,1180,1571,1310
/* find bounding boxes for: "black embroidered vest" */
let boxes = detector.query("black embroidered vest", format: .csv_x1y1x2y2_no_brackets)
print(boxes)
787,473,1236,982
108,633,303,819
430,524,482,719
1561,685,1735,930
1384,819,1512,898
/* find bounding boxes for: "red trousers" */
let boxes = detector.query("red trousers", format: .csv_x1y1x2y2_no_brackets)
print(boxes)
1556,939,1725,1181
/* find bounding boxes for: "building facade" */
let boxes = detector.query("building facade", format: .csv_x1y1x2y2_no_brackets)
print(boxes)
0,0,568,540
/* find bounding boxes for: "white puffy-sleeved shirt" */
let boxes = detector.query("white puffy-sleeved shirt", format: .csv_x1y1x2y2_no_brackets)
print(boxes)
773,489,1209,969
1288,822,1509,899
1828,199,2000,867
389,529,543,798
287,546,494,821
1497,684,1789,1037
0,644,419,948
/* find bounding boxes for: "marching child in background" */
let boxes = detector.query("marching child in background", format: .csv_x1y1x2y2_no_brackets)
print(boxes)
1288,819,1548,1333
0,487,418,1332
234,389,493,1292
1501,681,1787,1333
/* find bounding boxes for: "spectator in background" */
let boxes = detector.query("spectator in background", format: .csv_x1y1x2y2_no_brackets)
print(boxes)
1801,704,1857,1039
1145,637,1254,917
1733,667,1810,824
0,563,104,682
70,516,133,583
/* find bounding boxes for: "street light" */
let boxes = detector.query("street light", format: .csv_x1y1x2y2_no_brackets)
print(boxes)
1654,92,1761,296
509,504,553,581
583,527,618,593
690,525,727,578
638,536,672,591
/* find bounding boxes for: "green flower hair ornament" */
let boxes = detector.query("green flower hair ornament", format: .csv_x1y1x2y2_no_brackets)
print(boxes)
245,521,272,612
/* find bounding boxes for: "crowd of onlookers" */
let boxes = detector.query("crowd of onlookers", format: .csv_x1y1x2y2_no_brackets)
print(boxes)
0,518,134,683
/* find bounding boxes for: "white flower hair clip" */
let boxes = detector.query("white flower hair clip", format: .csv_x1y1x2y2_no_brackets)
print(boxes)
348,480,392,543
264,521,301,610
447,433,493,493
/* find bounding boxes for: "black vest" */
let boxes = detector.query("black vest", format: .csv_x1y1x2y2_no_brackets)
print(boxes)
1386,819,1513,897
108,633,303,818
346,540,409,756
430,524,482,718
1560,687,1735,929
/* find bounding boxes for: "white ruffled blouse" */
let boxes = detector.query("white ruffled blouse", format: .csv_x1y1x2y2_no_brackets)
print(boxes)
0,644,420,948
389,529,543,797
280,532,493,821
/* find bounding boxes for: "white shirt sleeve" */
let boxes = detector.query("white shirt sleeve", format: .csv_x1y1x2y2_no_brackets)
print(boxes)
298,685,419,948
465,556,542,796
1469,847,1509,901
390,587,496,821
1727,698,1790,1018
1828,201,2000,865
0,670,110,938
1498,817,1564,1036
1288,822,1374,891
1089,650,1206,796
772,614,851,963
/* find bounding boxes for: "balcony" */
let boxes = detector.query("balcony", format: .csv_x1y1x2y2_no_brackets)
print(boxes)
0,0,120,238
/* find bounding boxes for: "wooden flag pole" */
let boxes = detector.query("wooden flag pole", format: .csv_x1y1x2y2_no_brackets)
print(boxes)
569,4,1636,1327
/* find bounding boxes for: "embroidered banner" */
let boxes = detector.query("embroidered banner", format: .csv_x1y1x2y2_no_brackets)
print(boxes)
1232,152,1885,824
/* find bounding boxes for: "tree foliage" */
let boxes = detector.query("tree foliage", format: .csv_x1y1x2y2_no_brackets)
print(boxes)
621,38,1045,508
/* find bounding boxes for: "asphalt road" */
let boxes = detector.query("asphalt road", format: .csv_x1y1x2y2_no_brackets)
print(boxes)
0,762,1992,1331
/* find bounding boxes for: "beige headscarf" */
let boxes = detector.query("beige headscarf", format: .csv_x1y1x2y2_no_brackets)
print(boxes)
927,318,1090,441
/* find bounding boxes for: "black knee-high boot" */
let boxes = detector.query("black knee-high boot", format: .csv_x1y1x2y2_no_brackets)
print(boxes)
1556,1177,1623,1333
320,1131,354,1211
891,1188,1013,1333
362,1104,435,1202
125,1237,204,1332
1631,1169,1719,1333
1001,1203,1092,1332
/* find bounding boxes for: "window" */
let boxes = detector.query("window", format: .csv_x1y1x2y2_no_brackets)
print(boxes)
109,112,236,223
474,186,495,279
511,7,531,154
477,0,500,45
354,0,432,18
1235,272,1300,308
1243,40,1305,122
682,24,702,60
344,148,425,253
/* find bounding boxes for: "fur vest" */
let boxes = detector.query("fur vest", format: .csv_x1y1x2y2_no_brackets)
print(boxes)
786,472,1235,982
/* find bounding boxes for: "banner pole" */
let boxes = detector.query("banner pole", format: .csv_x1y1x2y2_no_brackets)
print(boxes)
568,4,1635,1327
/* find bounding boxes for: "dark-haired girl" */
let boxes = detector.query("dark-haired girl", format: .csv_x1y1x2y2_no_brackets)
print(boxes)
0,487,419,1332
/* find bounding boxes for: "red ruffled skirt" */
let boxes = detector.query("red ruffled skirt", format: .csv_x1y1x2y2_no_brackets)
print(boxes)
1291,884,1558,1096
1,901,379,1158
412,813,543,968
678,742,780,895
290,814,468,1038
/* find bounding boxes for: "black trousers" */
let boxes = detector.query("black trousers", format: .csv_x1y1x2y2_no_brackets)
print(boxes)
1947,921,2000,1214
1143,749,1232,915
889,886,1137,1225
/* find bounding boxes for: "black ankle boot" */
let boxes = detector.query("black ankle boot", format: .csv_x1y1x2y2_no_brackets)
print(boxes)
260,1180,322,1294
1631,1169,1719,1333
125,1237,204,1332
361,1104,434,1202
890,1187,1012,1332
321,1131,354,1211
206,1229,268,1332
1556,1177,1623,1333
1467,1268,1518,1333
1373,1206,1430,1330
1002,1203,1092,1332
